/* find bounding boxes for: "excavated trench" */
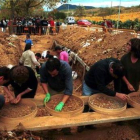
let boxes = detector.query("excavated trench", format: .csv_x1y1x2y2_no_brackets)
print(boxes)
1,29,140,139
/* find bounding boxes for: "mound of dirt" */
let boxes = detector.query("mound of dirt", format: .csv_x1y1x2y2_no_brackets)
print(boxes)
55,28,135,66
0,32,22,67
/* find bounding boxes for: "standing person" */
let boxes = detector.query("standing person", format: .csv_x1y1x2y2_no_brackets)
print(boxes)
28,18,33,34
101,19,112,32
54,46,69,63
49,17,55,35
121,38,140,94
25,34,33,45
40,58,73,111
1,17,7,32
35,16,40,34
0,66,38,104
20,43,40,73
16,18,22,35
56,19,61,33
41,17,48,35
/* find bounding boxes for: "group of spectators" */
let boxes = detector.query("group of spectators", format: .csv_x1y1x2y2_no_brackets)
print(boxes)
0,16,61,35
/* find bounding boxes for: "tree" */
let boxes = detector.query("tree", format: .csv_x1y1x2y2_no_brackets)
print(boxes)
54,11,66,19
1,0,71,18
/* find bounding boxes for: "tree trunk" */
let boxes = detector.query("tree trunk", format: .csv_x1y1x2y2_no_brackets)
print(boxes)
10,0,14,19
9,0,14,35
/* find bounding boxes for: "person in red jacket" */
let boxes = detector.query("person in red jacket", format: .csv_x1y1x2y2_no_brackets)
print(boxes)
49,17,55,35
101,19,113,32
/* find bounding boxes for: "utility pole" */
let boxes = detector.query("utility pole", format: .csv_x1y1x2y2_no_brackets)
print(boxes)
67,2,69,16
110,1,112,16
117,0,121,29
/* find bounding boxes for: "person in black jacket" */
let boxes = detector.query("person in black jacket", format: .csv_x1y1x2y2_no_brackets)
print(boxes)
121,38,140,94
83,58,128,101
56,19,61,33
78,58,129,132
1,17,7,32
41,17,48,35
0,66,38,104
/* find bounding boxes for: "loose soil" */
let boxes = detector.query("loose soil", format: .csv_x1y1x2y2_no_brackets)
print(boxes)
0,33,22,67
36,106,50,117
0,102,35,118
89,94,125,109
55,27,135,66
46,95,83,112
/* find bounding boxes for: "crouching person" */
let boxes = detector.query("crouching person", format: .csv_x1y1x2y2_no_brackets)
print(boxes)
0,66,38,104
40,58,73,111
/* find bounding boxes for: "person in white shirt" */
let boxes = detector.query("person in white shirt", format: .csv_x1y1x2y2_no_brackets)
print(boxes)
41,50,51,59
19,43,40,73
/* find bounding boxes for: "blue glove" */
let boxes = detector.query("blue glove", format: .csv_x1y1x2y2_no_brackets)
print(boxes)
55,102,64,111
44,93,51,105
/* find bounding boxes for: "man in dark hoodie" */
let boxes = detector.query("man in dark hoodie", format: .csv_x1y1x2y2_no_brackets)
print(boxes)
83,58,128,100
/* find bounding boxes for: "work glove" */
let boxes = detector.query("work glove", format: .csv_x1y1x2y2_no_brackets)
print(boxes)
55,102,64,112
44,93,51,105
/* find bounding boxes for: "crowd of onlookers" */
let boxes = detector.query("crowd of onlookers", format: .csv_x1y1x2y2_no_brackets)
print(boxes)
0,16,61,35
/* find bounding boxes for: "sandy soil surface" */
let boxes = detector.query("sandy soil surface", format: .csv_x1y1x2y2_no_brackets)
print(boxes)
0,28,139,139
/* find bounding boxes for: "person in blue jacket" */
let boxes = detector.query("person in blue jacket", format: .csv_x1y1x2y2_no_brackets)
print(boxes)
25,34,33,45
40,58,73,112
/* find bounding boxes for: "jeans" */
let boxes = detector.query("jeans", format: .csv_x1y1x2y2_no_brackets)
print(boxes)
82,81,100,96
0,95,5,109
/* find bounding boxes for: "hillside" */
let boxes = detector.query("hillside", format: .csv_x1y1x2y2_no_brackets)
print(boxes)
57,4,95,11
57,4,140,19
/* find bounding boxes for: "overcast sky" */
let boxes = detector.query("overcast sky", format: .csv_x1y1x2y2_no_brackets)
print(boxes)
44,0,140,11
58,0,140,7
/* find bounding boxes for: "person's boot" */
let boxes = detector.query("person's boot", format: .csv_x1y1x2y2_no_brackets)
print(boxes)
83,105,90,112
77,126,85,133
85,125,96,130
62,127,72,135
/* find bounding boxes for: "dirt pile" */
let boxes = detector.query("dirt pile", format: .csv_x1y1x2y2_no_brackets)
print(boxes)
55,28,135,66
55,27,104,53
0,123,42,140
0,32,22,67
18,35,54,54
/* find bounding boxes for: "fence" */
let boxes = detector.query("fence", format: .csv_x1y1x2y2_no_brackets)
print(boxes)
5,24,140,38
